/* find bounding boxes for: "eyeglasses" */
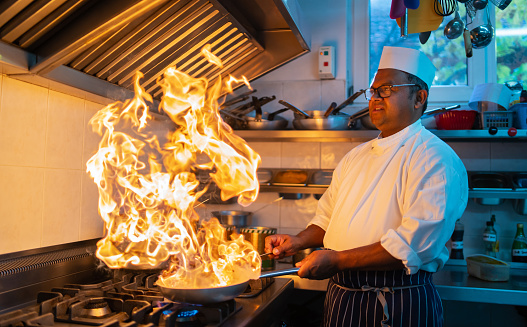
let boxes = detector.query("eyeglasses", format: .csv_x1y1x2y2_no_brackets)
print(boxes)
364,84,419,100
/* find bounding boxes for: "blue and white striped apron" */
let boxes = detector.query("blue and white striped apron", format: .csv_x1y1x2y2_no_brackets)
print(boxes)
323,270,443,327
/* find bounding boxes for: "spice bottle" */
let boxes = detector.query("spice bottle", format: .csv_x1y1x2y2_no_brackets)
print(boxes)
483,221,498,258
450,219,464,259
490,215,501,258
512,223,527,263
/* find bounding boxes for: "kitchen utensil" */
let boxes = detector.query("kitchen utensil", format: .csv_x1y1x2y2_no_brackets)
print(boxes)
488,0,512,9
333,89,366,114
267,108,289,120
396,0,443,34
419,31,432,44
404,0,420,9
292,110,351,130
390,0,407,19
470,172,512,205
323,102,338,117
400,9,408,37
246,118,288,130
444,10,464,39
252,96,263,121
434,0,456,16
211,210,252,227
463,28,473,57
435,110,477,129
158,267,300,304
260,252,273,257
278,100,311,118
466,255,510,281
470,7,494,49
472,0,488,9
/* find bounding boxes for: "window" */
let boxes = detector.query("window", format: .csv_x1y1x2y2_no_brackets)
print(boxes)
352,0,526,104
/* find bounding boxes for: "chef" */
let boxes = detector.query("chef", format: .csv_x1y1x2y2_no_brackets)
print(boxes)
265,46,468,327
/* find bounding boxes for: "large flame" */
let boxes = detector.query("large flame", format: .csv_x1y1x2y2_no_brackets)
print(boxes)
86,45,262,287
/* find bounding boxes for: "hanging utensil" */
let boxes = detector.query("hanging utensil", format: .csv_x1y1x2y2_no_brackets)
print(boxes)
470,6,494,49
488,0,512,10
444,10,464,39
434,0,456,16
472,0,488,10
396,0,443,35
278,100,311,118
390,0,407,19
252,96,263,122
323,102,338,118
463,27,474,57
400,9,409,38
419,31,432,44
404,0,420,9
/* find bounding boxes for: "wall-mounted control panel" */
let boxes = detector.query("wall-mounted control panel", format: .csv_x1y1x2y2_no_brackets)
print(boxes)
318,46,335,80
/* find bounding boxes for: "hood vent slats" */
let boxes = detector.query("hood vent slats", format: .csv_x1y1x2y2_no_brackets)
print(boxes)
0,0,309,101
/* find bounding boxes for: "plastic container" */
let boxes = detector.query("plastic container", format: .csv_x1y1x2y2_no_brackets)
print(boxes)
466,254,510,281
482,111,514,129
435,110,477,130
509,103,527,129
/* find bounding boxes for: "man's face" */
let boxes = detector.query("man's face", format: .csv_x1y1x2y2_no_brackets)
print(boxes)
368,69,423,137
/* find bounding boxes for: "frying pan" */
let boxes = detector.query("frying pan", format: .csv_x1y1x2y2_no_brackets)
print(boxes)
158,267,299,304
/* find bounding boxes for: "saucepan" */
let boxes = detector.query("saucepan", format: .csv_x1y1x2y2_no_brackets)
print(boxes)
157,267,299,303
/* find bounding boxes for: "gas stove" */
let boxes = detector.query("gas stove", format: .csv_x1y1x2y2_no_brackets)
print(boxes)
0,239,293,327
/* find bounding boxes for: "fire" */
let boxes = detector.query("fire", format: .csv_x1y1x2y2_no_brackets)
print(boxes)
86,45,262,287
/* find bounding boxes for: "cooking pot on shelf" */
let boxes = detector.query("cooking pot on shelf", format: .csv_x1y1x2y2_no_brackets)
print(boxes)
292,110,352,130
211,210,252,227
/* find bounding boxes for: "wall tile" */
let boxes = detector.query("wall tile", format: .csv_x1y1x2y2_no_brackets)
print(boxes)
447,142,491,171
321,79,347,108
320,142,361,169
279,195,318,229
244,192,281,228
83,101,105,169
282,81,322,112
281,142,320,168
248,142,281,168
80,171,104,240
0,77,48,167
45,91,85,169
42,169,81,247
490,142,527,171
278,227,304,235
0,166,43,254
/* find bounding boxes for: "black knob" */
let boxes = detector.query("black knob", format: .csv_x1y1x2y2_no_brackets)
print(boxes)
488,126,498,135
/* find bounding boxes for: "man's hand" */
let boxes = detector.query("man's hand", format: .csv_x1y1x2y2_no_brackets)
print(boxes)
264,234,302,259
295,249,341,280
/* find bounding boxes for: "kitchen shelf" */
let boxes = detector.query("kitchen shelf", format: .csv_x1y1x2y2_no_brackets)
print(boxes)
234,129,527,142
260,185,527,199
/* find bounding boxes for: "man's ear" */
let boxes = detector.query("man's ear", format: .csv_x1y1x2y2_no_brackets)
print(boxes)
415,89,427,110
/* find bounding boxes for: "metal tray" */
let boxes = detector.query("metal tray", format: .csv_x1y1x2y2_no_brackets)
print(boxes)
308,170,333,187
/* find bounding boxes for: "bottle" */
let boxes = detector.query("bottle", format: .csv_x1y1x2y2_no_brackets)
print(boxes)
450,219,464,259
512,223,527,263
483,221,497,257
490,215,500,258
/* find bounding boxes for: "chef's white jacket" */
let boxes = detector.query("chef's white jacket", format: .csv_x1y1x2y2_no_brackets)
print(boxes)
309,120,468,274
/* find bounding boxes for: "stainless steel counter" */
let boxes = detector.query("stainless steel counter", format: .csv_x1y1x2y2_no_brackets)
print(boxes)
273,262,527,306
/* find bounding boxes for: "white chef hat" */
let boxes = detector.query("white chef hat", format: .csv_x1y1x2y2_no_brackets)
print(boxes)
377,46,436,88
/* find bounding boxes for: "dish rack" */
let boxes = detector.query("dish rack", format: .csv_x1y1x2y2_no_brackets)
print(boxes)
482,111,514,129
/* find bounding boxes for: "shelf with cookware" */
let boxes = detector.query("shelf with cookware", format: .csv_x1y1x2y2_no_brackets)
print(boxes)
257,169,527,207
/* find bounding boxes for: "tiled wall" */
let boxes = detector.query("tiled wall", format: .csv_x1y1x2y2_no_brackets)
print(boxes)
1,74,527,262
0,74,107,254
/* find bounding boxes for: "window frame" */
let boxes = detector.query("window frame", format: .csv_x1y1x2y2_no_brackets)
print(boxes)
351,0,497,105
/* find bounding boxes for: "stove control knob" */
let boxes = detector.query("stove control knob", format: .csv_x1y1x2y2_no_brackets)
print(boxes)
488,126,498,135
508,127,517,137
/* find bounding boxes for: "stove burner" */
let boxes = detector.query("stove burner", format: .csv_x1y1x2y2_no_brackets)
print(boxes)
81,299,112,318
175,309,204,326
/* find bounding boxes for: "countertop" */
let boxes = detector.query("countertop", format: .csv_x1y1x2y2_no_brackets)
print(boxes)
273,261,527,306
224,277,294,327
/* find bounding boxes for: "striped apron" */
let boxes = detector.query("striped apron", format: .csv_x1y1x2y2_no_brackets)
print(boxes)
323,270,443,327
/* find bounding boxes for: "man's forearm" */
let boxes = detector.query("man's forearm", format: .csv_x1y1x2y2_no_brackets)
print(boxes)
336,242,404,271
296,224,325,250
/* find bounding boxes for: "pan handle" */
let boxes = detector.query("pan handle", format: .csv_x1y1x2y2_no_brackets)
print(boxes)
259,267,299,278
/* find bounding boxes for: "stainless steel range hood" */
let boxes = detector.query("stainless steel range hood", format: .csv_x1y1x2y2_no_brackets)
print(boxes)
0,0,310,101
